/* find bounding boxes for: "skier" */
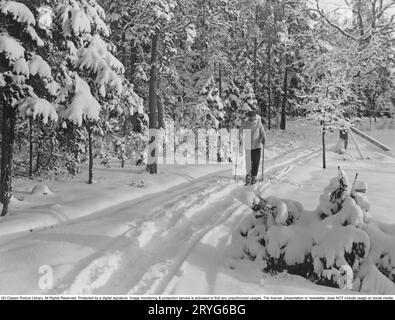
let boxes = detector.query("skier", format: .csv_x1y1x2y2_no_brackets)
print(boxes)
241,110,266,185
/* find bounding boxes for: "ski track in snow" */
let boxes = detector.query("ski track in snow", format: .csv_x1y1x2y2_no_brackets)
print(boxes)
0,145,321,295
50,146,321,295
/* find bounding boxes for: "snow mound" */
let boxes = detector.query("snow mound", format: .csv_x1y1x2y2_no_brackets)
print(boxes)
357,258,395,294
237,191,256,207
31,184,53,196
227,167,395,293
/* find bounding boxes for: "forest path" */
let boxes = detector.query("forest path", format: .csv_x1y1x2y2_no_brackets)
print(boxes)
0,144,320,294
58,146,320,295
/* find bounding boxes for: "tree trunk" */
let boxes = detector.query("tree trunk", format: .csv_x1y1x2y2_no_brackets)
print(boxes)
130,40,138,81
146,33,160,175
217,65,223,163
274,90,280,126
217,133,222,163
253,4,259,97
253,37,258,96
280,53,288,130
122,32,128,80
88,125,94,184
218,65,222,99
121,117,127,168
35,147,41,173
322,123,326,169
206,135,209,163
158,95,165,129
29,117,33,178
1,102,16,216
267,41,272,130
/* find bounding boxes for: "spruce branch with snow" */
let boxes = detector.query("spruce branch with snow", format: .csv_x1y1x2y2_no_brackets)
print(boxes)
0,0,58,216
228,167,395,294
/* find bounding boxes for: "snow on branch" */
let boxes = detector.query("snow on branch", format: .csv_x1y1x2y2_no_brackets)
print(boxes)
149,0,174,22
76,35,124,96
0,1,36,26
61,74,102,126
26,26,44,47
29,54,52,79
18,97,58,124
0,33,25,62
83,2,110,37
56,0,110,38
37,6,53,31
227,167,395,293
12,57,29,76
311,0,358,42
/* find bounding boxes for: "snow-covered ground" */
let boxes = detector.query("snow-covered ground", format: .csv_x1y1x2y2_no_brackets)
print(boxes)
0,121,394,295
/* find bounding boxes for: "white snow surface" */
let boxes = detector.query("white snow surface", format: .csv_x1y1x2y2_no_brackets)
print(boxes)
0,122,394,295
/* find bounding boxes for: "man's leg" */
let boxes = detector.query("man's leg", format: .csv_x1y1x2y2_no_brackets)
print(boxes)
245,149,252,174
251,148,262,181
244,149,252,184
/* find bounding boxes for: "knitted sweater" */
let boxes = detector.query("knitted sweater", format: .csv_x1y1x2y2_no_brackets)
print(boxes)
241,116,266,150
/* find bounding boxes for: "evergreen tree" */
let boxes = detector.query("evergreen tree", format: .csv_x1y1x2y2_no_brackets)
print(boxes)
0,0,58,216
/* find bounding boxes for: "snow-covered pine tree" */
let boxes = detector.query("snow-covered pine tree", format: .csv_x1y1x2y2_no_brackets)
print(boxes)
0,0,59,216
227,168,388,292
52,0,126,184
199,76,224,129
223,79,241,128
240,81,258,114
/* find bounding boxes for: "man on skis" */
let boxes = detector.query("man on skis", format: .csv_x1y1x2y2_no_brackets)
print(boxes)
241,110,266,185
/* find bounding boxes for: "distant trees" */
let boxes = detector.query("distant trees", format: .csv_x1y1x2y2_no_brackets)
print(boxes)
307,0,395,122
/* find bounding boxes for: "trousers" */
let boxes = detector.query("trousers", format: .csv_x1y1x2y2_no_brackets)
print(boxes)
245,148,261,177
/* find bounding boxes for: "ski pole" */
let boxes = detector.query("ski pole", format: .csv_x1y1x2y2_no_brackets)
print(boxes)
261,147,265,181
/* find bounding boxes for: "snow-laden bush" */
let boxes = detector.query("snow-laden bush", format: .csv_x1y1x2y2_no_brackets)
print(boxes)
227,167,395,294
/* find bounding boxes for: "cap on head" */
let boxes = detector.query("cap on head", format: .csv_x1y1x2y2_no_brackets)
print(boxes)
246,110,257,117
